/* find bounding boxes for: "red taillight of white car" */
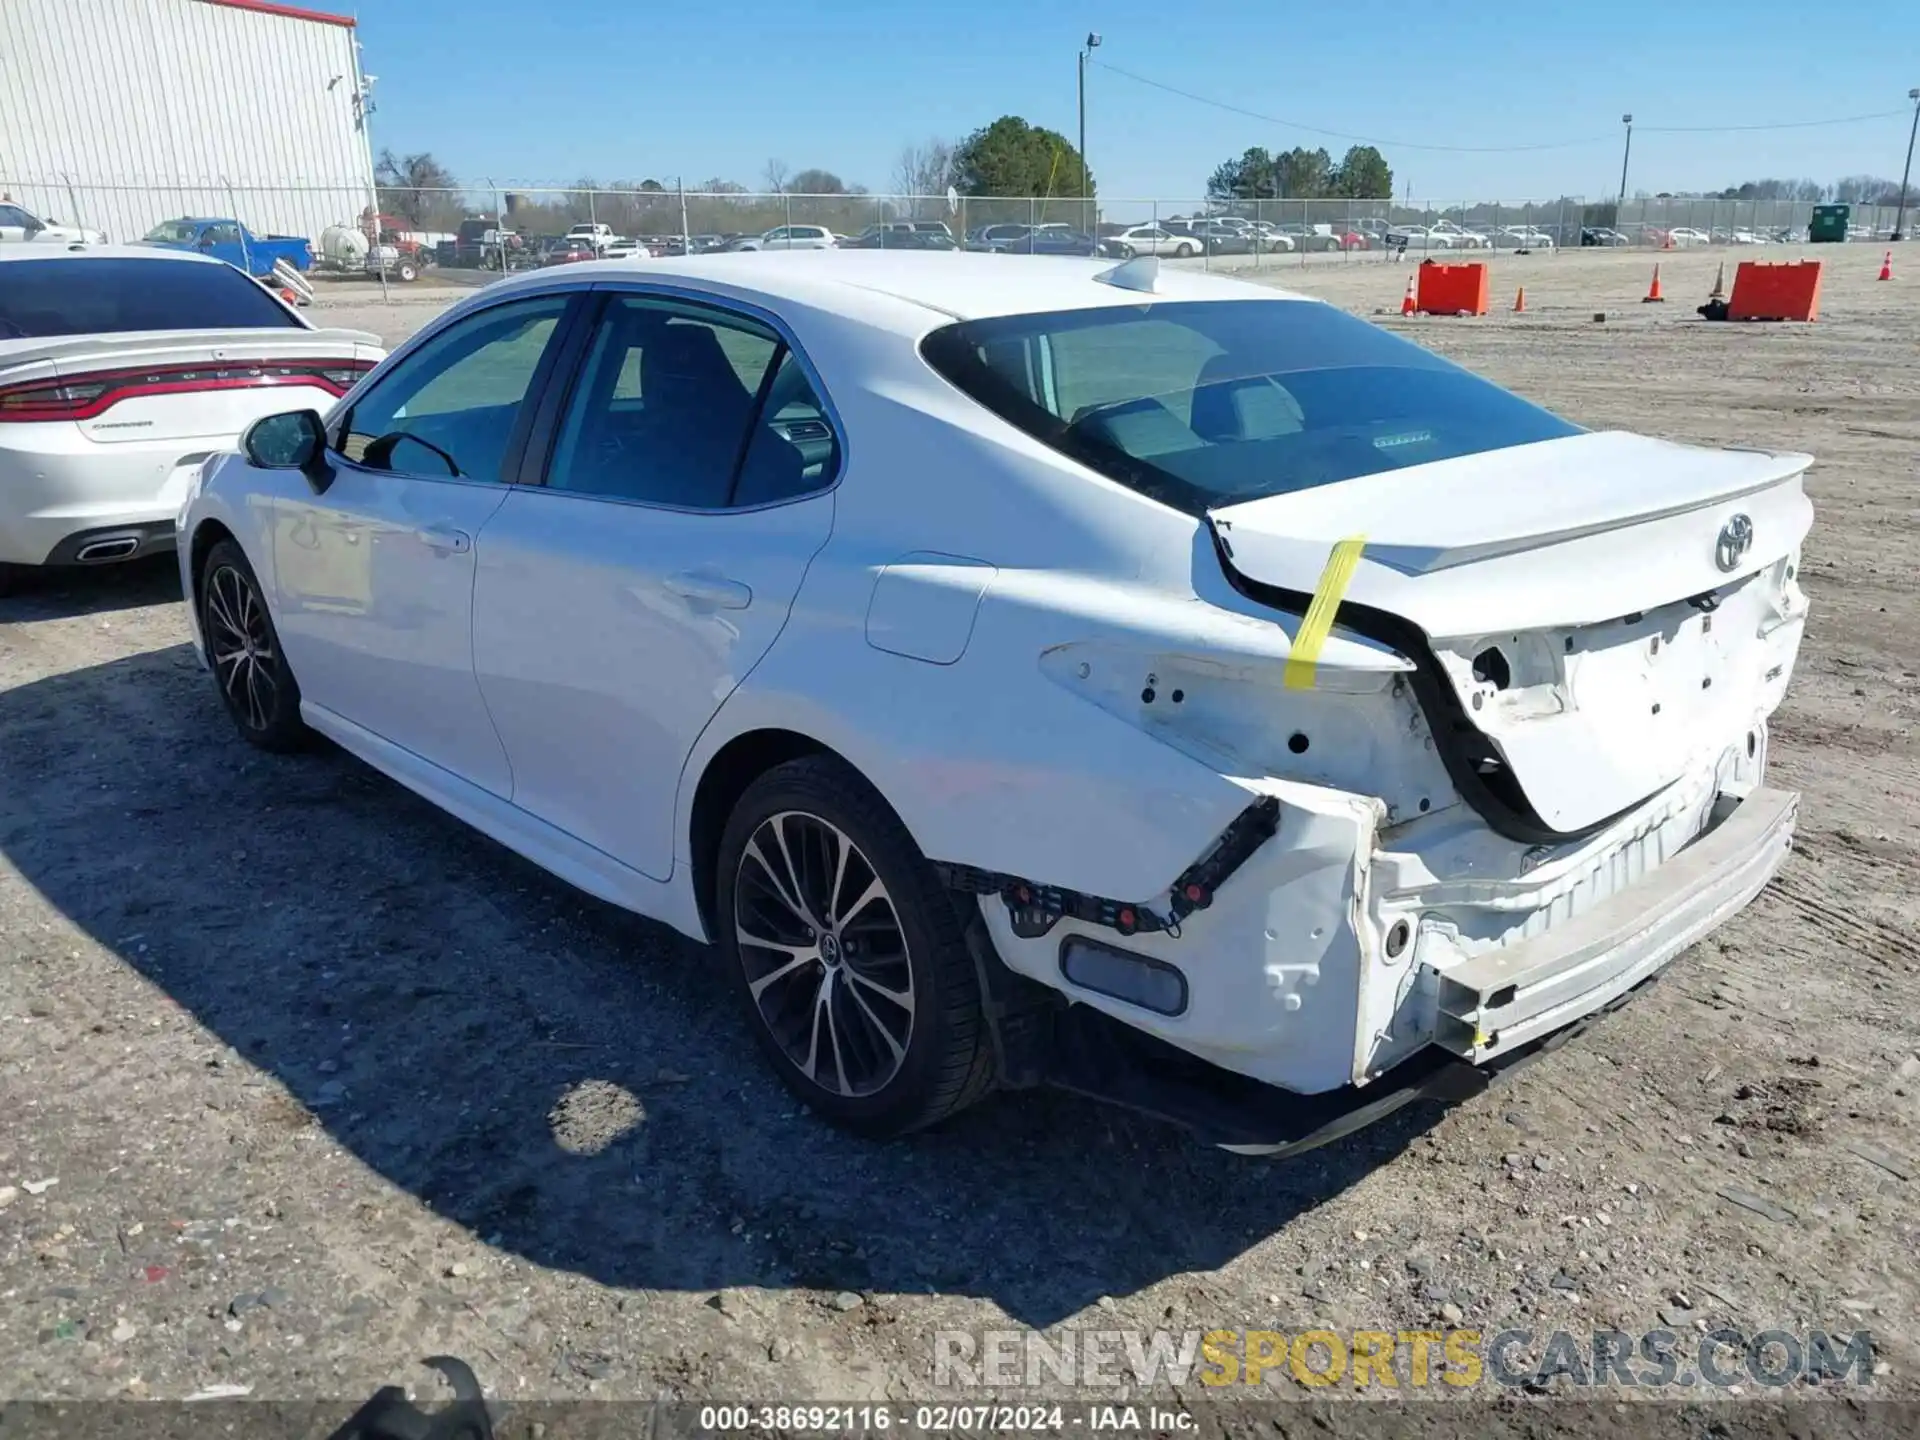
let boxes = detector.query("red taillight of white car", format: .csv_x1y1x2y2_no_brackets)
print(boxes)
0,359,377,423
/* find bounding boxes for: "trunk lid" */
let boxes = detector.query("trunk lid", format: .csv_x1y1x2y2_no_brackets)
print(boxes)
1210,431,1814,833
0,328,380,444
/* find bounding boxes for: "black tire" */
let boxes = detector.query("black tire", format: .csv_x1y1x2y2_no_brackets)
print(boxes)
397,261,419,282
716,755,994,1139
0,563,27,598
1174,241,1195,258
198,539,308,753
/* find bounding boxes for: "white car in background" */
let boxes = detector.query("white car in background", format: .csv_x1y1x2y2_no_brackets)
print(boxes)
1385,225,1436,250
1109,226,1203,259
731,225,837,251
176,251,1809,1152
601,239,652,261
0,200,107,245
1429,220,1490,248
1665,227,1713,247
1495,226,1556,250
565,222,616,252
0,245,380,594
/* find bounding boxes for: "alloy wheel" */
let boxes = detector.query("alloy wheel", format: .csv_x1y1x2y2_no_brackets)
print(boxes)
733,810,915,1098
205,564,281,732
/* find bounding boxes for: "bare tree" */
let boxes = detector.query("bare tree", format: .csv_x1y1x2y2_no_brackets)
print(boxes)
892,138,956,216
374,148,460,226
762,159,792,195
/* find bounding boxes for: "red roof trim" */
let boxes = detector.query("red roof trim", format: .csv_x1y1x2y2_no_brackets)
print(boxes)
196,0,356,28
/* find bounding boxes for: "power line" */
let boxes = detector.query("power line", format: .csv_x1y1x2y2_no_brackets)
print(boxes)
1093,60,1910,152
1091,61,1612,153
1638,112,1908,133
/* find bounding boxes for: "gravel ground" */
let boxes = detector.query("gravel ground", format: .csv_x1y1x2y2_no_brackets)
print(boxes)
1,247,1915,1410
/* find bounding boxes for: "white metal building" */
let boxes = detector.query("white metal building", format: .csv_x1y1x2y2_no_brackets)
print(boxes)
0,0,377,248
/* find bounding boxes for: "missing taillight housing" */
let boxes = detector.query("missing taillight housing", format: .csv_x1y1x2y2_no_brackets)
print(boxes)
0,359,375,423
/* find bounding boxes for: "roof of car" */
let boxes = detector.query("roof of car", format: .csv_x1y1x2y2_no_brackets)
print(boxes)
0,242,224,267
485,250,1313,333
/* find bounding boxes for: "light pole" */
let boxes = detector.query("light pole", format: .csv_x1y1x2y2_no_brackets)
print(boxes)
1078,32,1101,227
1617,113,1633,215
1894,88,1919,242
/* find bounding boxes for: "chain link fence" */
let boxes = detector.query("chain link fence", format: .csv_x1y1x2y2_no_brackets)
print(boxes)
2,177,1907,282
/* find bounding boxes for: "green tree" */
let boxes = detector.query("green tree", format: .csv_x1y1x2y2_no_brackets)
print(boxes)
1330,145,1393,199
1275,147,1335,199
790,168,852,195
1208,146,1276,201
953,116,1093,199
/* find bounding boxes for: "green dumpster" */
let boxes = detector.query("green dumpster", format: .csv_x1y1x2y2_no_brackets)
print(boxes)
1807,204,1849,244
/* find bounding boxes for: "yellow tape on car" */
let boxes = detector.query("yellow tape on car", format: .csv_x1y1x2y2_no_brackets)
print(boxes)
1282,536,1367,691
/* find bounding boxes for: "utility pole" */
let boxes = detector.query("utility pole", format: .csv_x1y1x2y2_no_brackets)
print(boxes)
1078,32,1101,230
1895,88,1920,243
1617,113,1633,215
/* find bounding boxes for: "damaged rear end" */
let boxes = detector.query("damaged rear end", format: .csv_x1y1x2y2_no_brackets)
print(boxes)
919,293,1810,1151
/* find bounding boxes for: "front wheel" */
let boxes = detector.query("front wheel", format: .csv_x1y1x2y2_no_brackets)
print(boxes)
396,260,419,282
199,539,308,752
716,755,994,1139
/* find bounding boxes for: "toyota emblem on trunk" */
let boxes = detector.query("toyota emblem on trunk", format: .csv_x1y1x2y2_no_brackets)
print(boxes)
1715,513,1754,572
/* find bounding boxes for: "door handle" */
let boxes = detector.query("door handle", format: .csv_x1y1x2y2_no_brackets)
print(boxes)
664,570,752,610
416,524,472,555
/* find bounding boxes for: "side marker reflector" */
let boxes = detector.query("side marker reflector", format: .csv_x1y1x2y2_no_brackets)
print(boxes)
1283,535,1367,691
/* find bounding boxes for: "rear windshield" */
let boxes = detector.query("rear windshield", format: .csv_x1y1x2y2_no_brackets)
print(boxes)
0,257,302,338
919,298,1581,516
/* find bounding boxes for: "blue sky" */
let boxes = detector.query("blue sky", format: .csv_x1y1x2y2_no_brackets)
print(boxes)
354,0,1918,201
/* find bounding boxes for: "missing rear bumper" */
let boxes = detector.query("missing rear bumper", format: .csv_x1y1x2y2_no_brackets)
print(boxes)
1429,785,1796,1062
1040,978,1652,1157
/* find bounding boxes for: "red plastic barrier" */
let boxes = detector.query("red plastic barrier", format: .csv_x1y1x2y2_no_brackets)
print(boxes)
1414,261,1489,316
1727,260,1822,322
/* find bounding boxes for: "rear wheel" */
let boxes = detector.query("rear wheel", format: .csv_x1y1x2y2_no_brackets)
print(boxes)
1174,241,1195,258
716,755,993,1138
396,260,419,282
199,539,308,753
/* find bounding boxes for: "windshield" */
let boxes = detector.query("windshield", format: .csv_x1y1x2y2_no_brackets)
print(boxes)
144,220,200,243
0,257,303,338
918,298,1581,516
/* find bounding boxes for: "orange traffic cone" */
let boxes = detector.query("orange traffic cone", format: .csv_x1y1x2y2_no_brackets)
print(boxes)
1642,264,1665,303
1401,273,1418,315
1512,285,1526,313
1879,249,1894,281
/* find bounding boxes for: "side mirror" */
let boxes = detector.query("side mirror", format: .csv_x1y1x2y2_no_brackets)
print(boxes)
242,409,332,493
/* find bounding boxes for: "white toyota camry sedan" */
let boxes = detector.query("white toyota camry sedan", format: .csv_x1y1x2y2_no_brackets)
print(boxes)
176,251,1810,1152
0,245,382,593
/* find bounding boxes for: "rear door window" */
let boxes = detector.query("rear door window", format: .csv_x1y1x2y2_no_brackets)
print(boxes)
0,257,302,338
543,294,839,509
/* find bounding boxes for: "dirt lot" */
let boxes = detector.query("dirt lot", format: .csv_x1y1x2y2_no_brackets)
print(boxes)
2,247,1916,1408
